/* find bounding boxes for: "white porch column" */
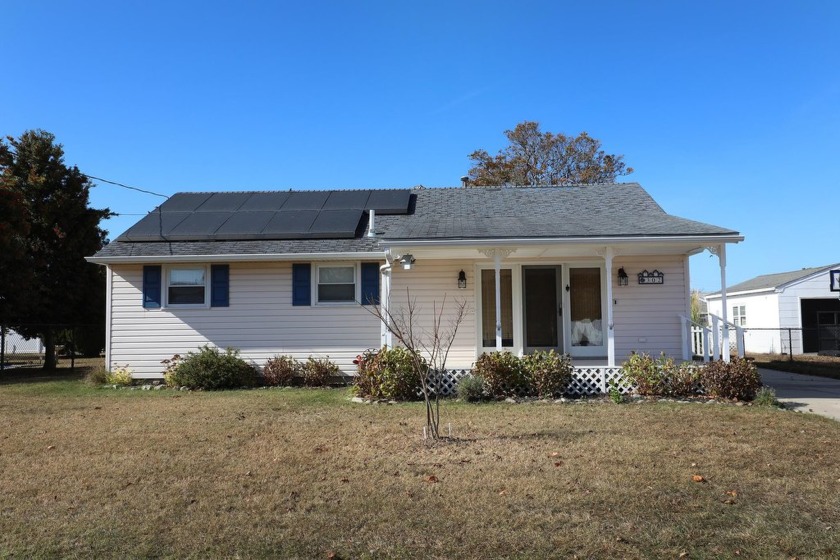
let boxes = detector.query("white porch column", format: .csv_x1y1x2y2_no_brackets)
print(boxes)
379,260,392,348
604,247,616,367
494,253,502,350
718,244,730,362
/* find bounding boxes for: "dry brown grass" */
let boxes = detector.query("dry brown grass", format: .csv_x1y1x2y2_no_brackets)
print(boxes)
1,380,838,559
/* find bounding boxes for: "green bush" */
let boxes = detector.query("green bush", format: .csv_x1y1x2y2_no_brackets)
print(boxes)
701,358,762,401
472,351,527,397
753,386,780,407
300,356,340,387
353,347,422,400
522,350,572,398
262,355,300,386
85,366,109,385
165,346,256,390
622,352,666,396
457,375,486,402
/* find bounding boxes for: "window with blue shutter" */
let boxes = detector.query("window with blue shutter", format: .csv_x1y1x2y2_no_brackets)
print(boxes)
292,263,311,306
143,265,162,309
211,264,229,307
360,262,380,305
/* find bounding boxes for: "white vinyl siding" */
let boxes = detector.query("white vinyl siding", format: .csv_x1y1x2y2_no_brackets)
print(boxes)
109,262,380,378
612,256,688,361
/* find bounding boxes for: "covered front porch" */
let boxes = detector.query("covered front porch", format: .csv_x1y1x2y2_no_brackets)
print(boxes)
380,237,741,370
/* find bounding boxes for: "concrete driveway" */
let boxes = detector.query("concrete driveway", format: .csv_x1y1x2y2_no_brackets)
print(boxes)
759,368,840,422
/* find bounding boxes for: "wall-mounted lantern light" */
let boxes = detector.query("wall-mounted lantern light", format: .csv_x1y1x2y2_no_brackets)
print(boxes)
618,267,629,286
400,254,416,270
457,270,467,289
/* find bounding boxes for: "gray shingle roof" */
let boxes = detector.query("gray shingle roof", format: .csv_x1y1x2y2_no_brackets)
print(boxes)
92,183,739,260
708,263,840,296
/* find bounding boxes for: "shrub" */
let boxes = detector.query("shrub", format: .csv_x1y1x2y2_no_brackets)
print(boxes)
522,350,572,398
472,351,526,397
666,362,701,398
105,364,134,386
457,375,486,402
300,356,340,387
85,367,109,385
622,352,666,396
262,355,300,386
354,347,423,400
701,358,762,401
608,380,624,404
753,386,780,407
165,346,256,390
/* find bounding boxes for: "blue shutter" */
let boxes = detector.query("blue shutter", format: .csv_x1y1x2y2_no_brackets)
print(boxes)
360,262,380,305
211,264,229,307
292,263,311,306
143,265,162,309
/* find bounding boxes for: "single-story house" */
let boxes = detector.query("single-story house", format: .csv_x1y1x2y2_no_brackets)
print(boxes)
705,263,840,355
87,183,742,385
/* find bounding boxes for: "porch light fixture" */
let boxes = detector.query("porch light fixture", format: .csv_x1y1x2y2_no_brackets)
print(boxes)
457,270,467,289
618,267,629,286
400,254,415,270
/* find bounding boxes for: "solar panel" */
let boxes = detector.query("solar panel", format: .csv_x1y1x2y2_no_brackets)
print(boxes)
118,211,192,241
195,192,252,212
262,210,320,237
214,211,275,238
308,209,364,238
238,192,291,211
281,191,329,210
367,190,411,214
158,193,212,212
323,190,372,209
167,212,234,239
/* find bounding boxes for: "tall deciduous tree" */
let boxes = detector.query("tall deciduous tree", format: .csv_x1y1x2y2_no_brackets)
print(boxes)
467,121,633,186
0,130,110,368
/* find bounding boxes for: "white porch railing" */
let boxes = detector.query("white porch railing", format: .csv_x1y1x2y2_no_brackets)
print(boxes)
680,314,744,362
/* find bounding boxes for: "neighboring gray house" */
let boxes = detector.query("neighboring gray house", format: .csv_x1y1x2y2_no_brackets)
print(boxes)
705,263,840,355
87,183,742,379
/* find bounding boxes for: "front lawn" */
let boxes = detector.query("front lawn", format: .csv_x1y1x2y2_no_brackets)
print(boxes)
0,379,838,559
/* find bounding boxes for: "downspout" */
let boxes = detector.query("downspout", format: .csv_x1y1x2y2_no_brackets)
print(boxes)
718,244,730,362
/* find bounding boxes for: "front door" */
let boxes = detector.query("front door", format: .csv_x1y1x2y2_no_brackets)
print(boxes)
523,266,563,353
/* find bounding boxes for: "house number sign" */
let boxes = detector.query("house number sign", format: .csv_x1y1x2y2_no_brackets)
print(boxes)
638,270,664,285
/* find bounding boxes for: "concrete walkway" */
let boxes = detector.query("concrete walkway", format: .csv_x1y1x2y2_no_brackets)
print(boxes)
759,368,840,422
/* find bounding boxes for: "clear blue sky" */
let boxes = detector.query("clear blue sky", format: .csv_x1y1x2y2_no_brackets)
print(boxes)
3,1,838,291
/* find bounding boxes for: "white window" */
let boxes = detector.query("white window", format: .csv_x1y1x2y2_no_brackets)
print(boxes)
167,266,207,306
317,265,356,303
732,305,746,326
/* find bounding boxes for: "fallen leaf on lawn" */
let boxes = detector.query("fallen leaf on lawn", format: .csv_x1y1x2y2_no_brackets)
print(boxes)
554,462,564,467
691,462,697,467
679,552,688,558
426,475,438,483
692,475,706,483
726,490,738,497
498,489,507,496
722,498,736,505
550,452,560,457
46,445,55,451
340,478,349,483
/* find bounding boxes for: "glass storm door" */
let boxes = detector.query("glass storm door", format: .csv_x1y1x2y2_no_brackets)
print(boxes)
568,267,605,358
523,266,562,353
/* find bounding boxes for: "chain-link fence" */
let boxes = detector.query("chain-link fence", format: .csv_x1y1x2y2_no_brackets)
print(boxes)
1,324,103,371
740,327,840,356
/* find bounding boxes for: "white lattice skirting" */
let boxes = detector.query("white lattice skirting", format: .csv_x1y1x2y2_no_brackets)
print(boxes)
430,367,633,398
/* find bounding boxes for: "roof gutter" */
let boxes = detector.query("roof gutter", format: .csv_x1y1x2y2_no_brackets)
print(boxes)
380,234,744,248
86,251,388,265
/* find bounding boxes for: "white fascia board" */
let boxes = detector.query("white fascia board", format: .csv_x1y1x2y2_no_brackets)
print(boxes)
704,287,776,300
86,251,387,265
382,234,744,248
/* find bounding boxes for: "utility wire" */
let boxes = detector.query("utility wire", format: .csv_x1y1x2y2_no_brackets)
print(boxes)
87,175,169,199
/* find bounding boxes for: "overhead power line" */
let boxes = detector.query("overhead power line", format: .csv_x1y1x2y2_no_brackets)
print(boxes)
88,175,169,199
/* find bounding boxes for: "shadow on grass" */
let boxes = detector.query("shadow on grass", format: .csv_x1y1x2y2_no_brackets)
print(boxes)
0,366,87,385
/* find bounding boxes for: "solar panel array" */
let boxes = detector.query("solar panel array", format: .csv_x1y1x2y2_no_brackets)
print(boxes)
119,189,412,241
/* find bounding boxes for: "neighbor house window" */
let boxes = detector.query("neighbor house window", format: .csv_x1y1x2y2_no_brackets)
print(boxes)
317,265,356,303
167,267,207,305
732,305,746,326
